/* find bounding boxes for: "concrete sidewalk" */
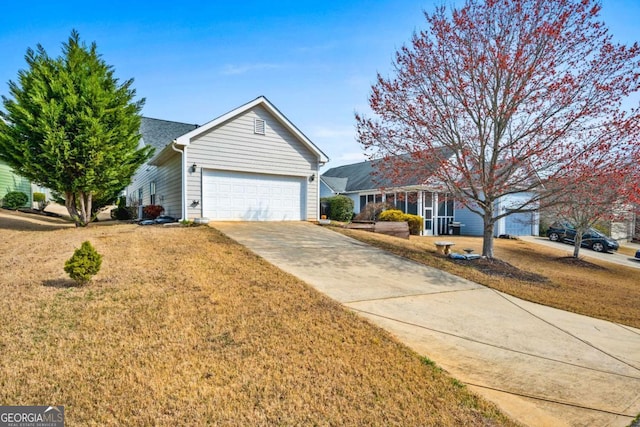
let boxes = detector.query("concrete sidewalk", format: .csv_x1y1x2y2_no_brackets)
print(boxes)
214,222,640,427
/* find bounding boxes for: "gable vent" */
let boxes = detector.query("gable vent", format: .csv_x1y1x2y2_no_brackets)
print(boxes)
254,118,266,135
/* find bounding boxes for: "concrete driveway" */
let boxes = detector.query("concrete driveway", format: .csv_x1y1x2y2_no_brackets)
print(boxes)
214,222,640,427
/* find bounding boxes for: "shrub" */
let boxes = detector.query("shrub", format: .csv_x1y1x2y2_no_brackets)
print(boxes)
378,209,405,222
111,206,133,220
33,192,48,211
64,241,102,285
377,209,423,235
143,204,164,219
354,202,395,221
404,214,424,235
325,195,354,222
2,191,28,209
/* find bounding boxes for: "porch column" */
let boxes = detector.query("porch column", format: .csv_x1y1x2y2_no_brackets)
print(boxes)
417,191,424,236
433,192,439,236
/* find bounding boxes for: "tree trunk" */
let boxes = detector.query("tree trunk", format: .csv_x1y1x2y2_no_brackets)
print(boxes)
65,191,92,227
573,232,583,258
482,209,495,258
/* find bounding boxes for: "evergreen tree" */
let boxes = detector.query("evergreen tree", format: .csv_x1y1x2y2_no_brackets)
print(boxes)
0,30,152,226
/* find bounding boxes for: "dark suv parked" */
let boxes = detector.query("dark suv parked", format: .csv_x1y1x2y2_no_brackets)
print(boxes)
546,221,619,253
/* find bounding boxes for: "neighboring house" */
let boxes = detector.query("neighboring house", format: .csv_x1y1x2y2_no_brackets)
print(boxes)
321,158,539,237
0,161,31,207
128,96,328,222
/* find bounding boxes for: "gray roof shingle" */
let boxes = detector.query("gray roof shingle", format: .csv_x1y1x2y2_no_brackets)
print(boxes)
322,147,452,193
140,117,199,150
320,176,348,193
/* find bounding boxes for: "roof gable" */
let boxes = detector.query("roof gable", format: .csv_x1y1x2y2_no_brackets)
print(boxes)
320,176,348,193
175,96,328,163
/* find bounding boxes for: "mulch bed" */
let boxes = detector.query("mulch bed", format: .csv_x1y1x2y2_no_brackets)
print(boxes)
552,256,608,270
450,257,550,284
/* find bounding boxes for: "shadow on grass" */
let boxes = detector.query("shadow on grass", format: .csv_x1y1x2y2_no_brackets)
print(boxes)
42,278,81,288
0,209,74,232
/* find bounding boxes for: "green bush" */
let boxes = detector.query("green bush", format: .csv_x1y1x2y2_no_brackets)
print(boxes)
2,191,28,209
33,192,48,211
64,241,102,285
111,206,134,220
325,195,354,222
377,209,423,235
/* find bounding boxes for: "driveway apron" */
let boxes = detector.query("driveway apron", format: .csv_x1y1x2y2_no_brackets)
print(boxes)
213,222,640,427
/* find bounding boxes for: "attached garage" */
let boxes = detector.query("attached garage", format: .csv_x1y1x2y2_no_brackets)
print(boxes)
202,170,305,221
132,97,328,222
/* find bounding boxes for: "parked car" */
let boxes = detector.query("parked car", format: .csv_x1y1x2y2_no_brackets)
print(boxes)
635,249,640,260
546,221,619,253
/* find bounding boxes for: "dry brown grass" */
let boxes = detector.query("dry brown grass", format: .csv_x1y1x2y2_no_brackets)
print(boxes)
335,229,640,329
0,210,515,426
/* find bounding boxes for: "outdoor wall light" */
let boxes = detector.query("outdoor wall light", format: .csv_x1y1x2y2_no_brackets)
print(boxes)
190,163,197,173
309,173,316,182
191,200,200,207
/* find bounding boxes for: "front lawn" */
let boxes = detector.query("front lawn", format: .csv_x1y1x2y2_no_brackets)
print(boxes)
0,212,514,426
335,229,640,329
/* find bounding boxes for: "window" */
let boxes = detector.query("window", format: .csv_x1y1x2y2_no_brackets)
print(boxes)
138,188,143,206
254,118,266,135
150,182,156,205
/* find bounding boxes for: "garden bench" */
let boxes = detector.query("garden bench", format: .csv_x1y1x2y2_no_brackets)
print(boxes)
434,241,455,255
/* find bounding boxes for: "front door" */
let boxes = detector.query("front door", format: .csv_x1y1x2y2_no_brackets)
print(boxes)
424,207,434,235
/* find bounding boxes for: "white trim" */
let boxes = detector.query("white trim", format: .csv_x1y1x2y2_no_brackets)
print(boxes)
174,96,329,164
170,142,187,221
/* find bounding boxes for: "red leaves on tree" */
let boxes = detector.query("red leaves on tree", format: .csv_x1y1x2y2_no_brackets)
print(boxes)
356,0,640,258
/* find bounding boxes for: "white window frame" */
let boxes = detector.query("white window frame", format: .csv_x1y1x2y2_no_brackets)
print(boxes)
150,181,156,205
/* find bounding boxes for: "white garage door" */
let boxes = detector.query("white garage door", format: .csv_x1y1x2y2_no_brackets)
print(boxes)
202,170,305,221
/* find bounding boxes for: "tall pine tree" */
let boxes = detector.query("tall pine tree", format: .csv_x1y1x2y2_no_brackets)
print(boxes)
0,30,152,226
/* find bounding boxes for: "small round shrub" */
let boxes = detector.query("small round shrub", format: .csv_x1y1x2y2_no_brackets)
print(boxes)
33,192,49,211
2,191,28,209
111,207,133,220
403,214,424,235
378,209,405,222
33,192,46,203
327,195,354,222
64,241,102,285
143,204,164,219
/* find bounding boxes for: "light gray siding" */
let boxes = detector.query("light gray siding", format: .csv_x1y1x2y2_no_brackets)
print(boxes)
127,151,182,218
186,105,318,220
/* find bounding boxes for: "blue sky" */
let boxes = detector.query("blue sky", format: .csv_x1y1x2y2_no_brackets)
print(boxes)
1,1,638,170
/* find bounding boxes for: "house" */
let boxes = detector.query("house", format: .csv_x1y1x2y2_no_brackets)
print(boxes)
0,161,31,207
127,96,329,222
321,158,539,237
